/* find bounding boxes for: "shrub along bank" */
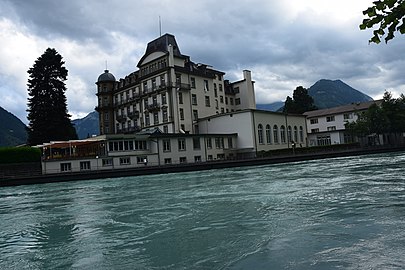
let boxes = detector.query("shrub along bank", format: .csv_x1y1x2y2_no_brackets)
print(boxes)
0,147,41,164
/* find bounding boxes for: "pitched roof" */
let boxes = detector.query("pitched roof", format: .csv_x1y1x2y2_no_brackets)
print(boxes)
303,100,381,118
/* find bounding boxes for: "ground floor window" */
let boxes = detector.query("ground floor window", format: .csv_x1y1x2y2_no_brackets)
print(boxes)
120,157,131,165
137,156,147,164
207,155,213,161
194,156,201,162
80,161,91,171
217,154,225,160
61,163,71,172
102,158,113,166
179,157,187,163
317,135,331,146
164,158,172,164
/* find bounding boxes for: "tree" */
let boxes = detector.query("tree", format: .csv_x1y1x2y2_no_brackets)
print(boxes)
27,48,77,145
360,0,405,43
283,86,317,114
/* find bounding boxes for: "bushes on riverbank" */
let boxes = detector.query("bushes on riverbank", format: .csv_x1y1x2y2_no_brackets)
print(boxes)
0,147,41,164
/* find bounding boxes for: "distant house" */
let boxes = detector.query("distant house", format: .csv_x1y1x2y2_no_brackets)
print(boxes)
304,100,381,146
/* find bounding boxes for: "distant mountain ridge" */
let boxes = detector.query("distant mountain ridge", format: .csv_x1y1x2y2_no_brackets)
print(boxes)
257,79,373,111
0,106,27,146
309,79,373,109
72,111,99,139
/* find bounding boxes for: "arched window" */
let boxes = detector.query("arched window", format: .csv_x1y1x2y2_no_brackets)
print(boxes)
266,124,271,144
280,125,286,144
299,126,304,143
294,126,298,143
273,125,279,143
287,126,292,143
258,124,264,144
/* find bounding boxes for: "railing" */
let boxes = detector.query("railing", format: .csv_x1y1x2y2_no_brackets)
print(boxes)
145,103,161,112
128,111,140,119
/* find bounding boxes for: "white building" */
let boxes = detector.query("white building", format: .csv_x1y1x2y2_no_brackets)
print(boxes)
304,100,381,146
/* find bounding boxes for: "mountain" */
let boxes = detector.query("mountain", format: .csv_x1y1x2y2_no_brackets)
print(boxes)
72,111,99,139
309,79,373,109
256,101,284,112
0,106,27,146
258,79,373,112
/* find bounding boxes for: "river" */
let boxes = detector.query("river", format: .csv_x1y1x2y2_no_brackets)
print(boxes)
1,152,405,269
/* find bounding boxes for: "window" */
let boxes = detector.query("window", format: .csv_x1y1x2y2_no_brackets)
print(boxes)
164,158,172,164
102,159,113,166
219,84,223,91
180,157,187,163
294,126,298,143
136,156,147,164
299,126,304,143
258,124,264,144
160,75,166,87
178,92,183,104
220,96,224,103
163,139,171,152
179,108,184,120
327,126,336,131
178,138,186,151
311,128,320,133
273,125,279,143
207,138,212,149
235,98,241,105
310,118,318,124
214,83,218,97
317,135,331,146
193,138,201,150
80,161,91,171
120,157,131,165
161,93,167,105
192,94,197,105
215,137,224,149
152,78,156,90
163,125,168,133
344,113,352,120
207,155,213,161
217,154,225,160
193,110,198,121
145,113,150,126
266,124,272,144
280,125,286,144
225,97,228,105
326,116,335,122
228,137,233,148
230,98,234,105
194,156,202,162
143,81,148,93
61,163,71,172
190,77,196,88
233,87,240,93
204,80,209,91
162,109,168,122
205,96,210,107
153,112,159,125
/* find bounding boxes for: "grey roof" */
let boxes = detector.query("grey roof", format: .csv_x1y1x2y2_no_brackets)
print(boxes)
303,100,381,118
97,70,116,83
137,33,185,67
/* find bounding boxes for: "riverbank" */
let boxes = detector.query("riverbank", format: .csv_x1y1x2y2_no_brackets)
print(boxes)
1,145,405,187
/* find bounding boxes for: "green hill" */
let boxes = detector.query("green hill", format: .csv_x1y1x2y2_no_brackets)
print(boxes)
309,79,373,109
0,106,27,146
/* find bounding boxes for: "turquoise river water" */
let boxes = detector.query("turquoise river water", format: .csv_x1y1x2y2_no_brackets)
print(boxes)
1,152,405,269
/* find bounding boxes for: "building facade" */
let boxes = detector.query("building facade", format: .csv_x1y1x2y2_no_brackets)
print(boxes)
95,33,256,136
304,100,381,146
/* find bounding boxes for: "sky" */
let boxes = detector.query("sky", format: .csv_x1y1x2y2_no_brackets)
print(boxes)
1,0,405,123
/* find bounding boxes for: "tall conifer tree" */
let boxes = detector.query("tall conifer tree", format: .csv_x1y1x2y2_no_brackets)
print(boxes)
27,48,77,145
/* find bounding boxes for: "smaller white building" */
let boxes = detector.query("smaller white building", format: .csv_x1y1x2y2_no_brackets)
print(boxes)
304,100,381,146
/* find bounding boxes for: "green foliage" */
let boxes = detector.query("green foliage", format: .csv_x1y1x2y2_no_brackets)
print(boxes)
284,86,317,114
360,0,405,43
27,48,78,145
0,147,41,164
345,91,405,138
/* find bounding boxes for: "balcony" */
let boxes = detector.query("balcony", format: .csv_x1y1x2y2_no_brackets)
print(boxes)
175,82,191,91
95,103,112,111
116,114,127,122
145,103,161,112
128,110,140,119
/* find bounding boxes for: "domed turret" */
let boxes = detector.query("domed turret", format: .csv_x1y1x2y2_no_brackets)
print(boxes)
97,69,116,83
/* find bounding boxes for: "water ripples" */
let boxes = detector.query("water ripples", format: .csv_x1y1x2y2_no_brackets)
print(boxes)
1,152,405,269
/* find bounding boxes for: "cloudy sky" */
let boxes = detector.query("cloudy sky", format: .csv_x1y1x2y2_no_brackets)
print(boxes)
1,0,405,123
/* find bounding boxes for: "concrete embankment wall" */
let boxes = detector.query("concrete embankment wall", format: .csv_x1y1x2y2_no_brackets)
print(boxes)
1,147,405,187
